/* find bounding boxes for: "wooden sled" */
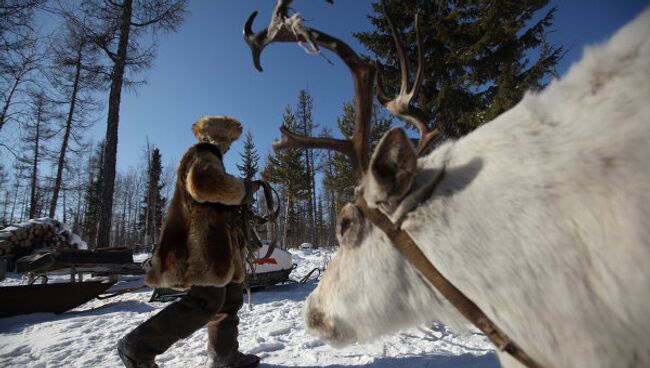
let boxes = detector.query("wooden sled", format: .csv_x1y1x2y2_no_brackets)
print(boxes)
0,280,116,318
0,247,143,318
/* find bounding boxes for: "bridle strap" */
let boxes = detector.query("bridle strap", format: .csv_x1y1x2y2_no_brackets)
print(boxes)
354,196,543,368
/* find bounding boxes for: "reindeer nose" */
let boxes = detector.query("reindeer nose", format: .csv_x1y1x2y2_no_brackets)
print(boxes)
304,295,330,334
306,304,326,332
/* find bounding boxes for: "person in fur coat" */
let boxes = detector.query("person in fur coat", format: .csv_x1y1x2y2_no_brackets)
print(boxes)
117,116,261,368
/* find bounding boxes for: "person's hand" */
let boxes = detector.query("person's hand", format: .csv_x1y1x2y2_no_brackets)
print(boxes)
242,180,261,204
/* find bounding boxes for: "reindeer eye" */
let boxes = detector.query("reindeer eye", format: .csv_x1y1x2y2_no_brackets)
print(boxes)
337,204,364,247
340,219,352,236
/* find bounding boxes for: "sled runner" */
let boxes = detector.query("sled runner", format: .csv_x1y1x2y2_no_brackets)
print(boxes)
0,280,116,318
14,247,141,277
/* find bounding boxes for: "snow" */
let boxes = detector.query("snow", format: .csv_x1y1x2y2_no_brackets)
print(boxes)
0,248,499,367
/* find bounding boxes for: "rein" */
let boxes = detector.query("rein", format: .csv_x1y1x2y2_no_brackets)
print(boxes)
247,179,281,260
354,186,542,368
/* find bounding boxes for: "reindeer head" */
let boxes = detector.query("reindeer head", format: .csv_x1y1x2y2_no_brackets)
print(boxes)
244,0,450,346
303,128,462,346
192,115,243,154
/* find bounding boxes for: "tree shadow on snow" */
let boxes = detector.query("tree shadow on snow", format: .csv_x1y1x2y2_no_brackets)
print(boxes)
250,282,317,304
79,299,157,315
0,300,156,334
260,352,500,368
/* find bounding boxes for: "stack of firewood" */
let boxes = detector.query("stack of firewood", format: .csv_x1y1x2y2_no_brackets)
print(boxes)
0,218,87,257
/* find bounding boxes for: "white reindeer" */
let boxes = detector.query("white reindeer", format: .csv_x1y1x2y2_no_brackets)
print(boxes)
245,2,650,367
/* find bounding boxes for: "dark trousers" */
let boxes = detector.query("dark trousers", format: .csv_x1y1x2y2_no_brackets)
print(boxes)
122,282,244,361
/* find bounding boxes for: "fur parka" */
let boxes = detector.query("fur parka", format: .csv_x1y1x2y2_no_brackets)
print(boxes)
144,116,249,290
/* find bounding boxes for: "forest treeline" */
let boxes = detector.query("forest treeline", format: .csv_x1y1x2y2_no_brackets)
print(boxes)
0,0,561,250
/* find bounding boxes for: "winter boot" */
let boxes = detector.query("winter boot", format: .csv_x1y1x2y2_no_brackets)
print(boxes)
205,283,258,368
206,351,260,368
117,337,159,368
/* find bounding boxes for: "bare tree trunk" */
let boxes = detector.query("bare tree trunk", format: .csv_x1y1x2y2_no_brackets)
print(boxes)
29,101,43,219
97,0,132,248
126,186,133,245
143,142,151,245
9,177,20,222
20,191,28,221
324,149,337,246
121,196,127,247
309,153,317,244
282,192,292,250
49,42,83,218
0,74,22,132
75,184,83,233
1,192,6,223
62,188,67,223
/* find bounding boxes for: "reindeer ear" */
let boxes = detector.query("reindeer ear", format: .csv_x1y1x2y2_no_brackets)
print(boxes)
365,127,417,207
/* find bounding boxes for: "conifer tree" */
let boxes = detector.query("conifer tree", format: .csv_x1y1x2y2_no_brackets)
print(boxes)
319,128,338,246
263,106,310,248
295,89,318,244
323,101,392,210
138,146,165,249
356,0,562,137
237,130,260,181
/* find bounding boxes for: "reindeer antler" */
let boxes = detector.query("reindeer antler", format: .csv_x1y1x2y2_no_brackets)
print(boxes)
243,0,375,177
376,0,440,155
243,0,294,72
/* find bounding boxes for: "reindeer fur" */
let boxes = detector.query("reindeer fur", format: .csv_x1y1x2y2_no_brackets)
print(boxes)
145,116,248,290
305,9,650,368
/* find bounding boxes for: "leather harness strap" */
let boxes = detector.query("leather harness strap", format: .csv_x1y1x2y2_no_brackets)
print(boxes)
354,195,543,368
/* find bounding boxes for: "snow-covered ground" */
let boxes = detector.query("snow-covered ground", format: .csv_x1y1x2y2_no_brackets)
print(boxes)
0,248,499,367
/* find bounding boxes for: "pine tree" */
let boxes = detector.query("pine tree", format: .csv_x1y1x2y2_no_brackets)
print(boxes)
263,106,310,248
82,142,105,249
323,100,392,210
316,193,325,246
295,89,318,244
316,127,338,246
237,130,260,181
138,146,165,250
355,0,563,137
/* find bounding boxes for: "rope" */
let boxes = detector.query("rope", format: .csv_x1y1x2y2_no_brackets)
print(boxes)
97,284,147,300
298,267,320,284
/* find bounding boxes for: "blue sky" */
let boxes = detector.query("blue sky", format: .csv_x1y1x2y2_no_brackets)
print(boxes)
94,0,649,175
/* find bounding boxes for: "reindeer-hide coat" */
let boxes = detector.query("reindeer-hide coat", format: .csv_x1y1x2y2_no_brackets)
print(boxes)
144,143,247,290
